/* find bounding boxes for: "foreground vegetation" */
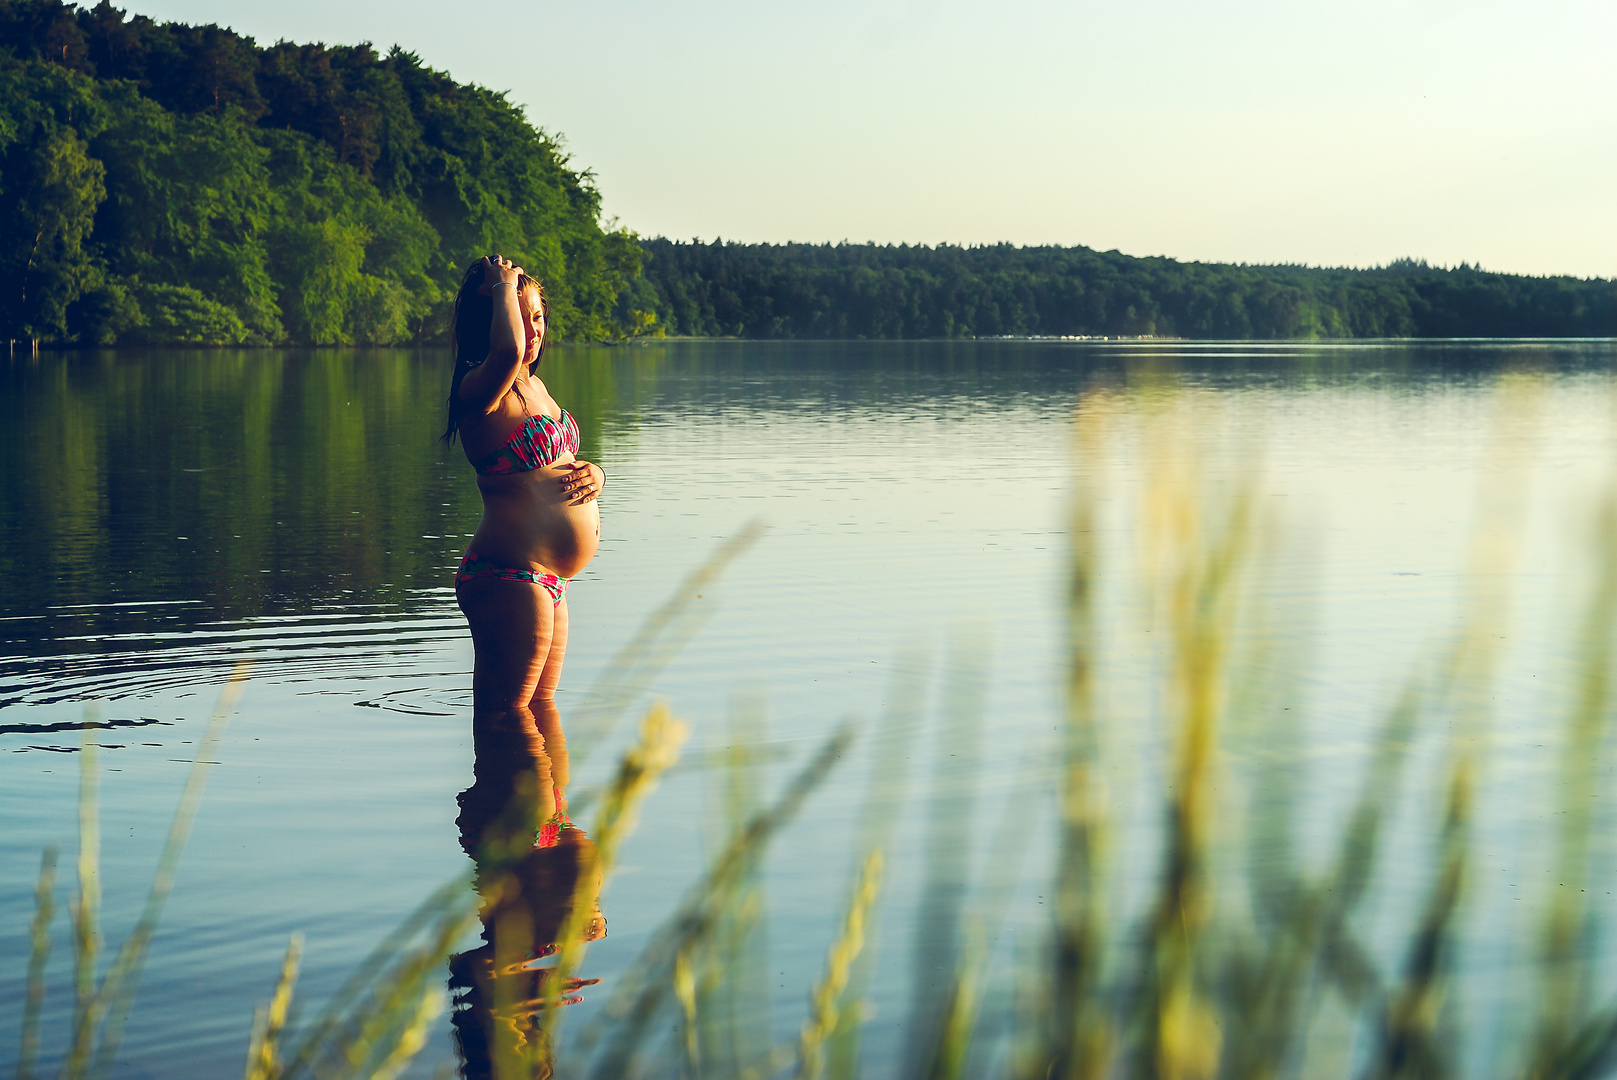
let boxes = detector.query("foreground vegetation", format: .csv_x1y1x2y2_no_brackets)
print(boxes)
15,383,1617,1077
640,239,1617,340
0,0,660,347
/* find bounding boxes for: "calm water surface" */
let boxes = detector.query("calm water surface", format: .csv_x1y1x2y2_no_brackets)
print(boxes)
3,340,1616,1077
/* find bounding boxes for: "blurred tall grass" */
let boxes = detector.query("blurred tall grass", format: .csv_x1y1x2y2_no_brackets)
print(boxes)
18,374,1617,1079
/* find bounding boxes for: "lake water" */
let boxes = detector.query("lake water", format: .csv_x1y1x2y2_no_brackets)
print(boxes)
3,340,1617,1078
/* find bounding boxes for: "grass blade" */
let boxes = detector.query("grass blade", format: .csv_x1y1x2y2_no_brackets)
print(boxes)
922,922,989,1080
18,846,59,1080
541,703,689,1047
566,520,764,761
579,724,856,1080
902,630,987,1080
63,720,101,1080
797,850,884,1080
1041,399,1111,1080
281,886,477,1080
1524,491,1617,1075
278,878,472,1080
826,647,925,1080
89,662,249,1080
244,933,303,1080
1363,760,1473,1080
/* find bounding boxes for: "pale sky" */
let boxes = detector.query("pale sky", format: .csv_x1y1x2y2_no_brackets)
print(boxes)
124,0,1615,277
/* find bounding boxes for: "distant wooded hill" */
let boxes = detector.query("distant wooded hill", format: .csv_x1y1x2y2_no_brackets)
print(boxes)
640,240,1617,340
2,1,1611,347
0,0,659,346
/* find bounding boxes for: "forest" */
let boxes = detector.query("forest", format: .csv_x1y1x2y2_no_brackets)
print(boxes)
2,0,1612,345
639,240,1617,340
0,0,660,346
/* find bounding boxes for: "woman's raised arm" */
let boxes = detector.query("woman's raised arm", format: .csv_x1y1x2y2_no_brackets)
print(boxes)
459,255,527,415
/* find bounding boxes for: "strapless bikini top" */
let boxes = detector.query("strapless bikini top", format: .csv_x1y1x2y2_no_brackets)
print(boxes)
470,409,579,475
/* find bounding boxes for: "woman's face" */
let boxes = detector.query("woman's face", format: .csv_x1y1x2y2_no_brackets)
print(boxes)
519,289,545,363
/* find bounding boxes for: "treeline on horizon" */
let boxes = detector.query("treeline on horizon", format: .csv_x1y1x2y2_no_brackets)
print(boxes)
0,0,660,346
3,1,1612,348
639,239,1617,340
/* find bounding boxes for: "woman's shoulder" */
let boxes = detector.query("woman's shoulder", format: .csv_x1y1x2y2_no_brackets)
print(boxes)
458,389,528,441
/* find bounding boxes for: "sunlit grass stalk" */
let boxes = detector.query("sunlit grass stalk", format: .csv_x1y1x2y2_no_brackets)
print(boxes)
1354,379,1539,1079
1222,681,1423,1080
1366,759,1473,1080
1042,396,1112,1080
682,858,759,1080
64,725,101,1080
278,879,473,1080
674,944,701,1075
366,985,444,1080
902,631,986,1080
579,724,855,1080
1143,424,1252,1080
327,904,475,1080
920,921,988,1080
18,846,58,1080
1442,375,1542,750
1524,492,1617,1077
244,933,303,1080
690,692,772,1080
826,651,925,1080
797,850,884,1080
542,703,689,1048
1321,681,1424,979
89,662,249,1080
919,737,1049,1080
568,521,763,759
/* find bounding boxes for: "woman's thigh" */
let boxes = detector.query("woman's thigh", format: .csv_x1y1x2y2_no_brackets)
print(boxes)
534,598,569,702
457,578,558,710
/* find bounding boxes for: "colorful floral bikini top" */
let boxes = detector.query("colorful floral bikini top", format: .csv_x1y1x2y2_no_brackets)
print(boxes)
470,408,580,475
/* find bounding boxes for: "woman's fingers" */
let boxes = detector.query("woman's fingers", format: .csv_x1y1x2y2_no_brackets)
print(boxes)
476,254,520,295
559,464,589,491
558,463,598,504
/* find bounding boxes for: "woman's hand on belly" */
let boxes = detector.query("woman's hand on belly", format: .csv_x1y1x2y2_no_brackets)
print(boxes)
557,460,604,505
474,462,600,578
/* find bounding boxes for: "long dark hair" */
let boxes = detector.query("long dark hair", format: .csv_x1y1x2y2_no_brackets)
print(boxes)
442,259,548,445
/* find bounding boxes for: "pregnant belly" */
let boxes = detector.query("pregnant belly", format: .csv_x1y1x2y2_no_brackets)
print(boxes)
533,499,600,578
473,473,601,579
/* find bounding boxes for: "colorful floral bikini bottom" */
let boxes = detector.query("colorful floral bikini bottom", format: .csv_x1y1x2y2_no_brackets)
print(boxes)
455,550,568,607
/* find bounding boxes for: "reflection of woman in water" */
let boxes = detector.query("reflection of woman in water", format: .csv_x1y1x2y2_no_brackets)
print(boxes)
444,254,604,711
450,707,606,1079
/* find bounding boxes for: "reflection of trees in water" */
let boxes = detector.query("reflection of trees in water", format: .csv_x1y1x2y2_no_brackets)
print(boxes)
0,346,664,632
451,708,605,1080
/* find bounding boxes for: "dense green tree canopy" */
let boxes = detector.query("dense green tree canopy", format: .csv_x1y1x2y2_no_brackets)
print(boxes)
0,0,658,345
640,242,1617,340
0,0,1610,344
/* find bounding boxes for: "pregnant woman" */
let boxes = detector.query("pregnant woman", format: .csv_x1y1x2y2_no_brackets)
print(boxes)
445,255,604,710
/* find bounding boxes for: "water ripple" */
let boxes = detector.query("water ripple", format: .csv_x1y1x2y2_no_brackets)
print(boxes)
0,598,465,708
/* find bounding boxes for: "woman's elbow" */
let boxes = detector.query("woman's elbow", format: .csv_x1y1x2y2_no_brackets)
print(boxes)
485,343,521,368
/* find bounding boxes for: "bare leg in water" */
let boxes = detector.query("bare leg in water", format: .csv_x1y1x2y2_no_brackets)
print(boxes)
456,577,570,715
